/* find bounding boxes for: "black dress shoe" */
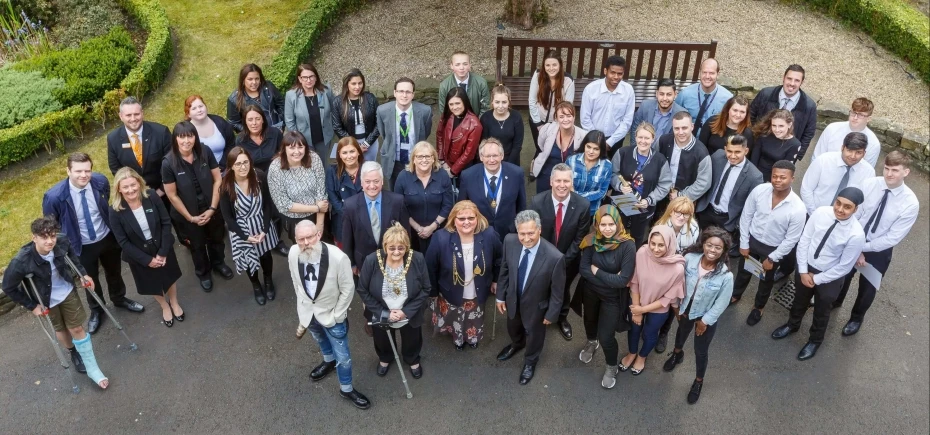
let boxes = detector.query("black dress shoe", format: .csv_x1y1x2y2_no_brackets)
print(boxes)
771,324,798,340
519,364,535,385
175,313,185,322
69,348,86,374
468,342,479,349
746,308,763,326
253,283,266,306
455,343,465,351
376,363,390,377
214,264,234,280
663,350,684,372
842,320,862,336
87,309,102,334
558,319,573,341
200,277,213,292
163,317,174,327
687,379,703,404
797,342,820,360
340,389,371,409
115,299,145,313
264,277,276,301
309,360,336,381
410,364,423,379
497,344,524,361
273,242,290,257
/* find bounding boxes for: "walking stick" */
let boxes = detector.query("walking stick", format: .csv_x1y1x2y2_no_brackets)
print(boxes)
23,274,80,394
369,320,413,399
491,300,497,341
63,256,138,351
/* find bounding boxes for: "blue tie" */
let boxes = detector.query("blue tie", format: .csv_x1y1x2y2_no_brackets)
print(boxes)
517,248,530,294
80,189,97,242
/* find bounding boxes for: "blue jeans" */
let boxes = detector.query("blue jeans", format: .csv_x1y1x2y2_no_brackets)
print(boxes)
628,311,670,357
307,318,353,391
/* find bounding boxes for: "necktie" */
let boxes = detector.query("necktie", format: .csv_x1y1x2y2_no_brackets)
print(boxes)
555,202,564,243
781,98,791,109
814,219,839,259
693,93,711,133
80,189,97,242
399,112,409,144
713,164,735,205
517,248,530,294
488,175,498,208
863,189,891,235
459,82,467,93
832,165,851,204
370,200,381,243
130,133,143,166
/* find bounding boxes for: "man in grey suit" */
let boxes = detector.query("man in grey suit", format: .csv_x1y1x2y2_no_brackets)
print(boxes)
495,210,566,386
376,77,434,189
630,78,686,145
696,135,764,256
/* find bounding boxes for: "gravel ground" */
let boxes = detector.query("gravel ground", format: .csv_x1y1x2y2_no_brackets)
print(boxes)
314,0,929,136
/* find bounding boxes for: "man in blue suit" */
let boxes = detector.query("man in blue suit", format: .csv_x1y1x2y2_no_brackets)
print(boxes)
458,138,526,241
42,152,144,334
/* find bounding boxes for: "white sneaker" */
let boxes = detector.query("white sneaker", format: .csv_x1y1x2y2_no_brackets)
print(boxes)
579,340,600,364
602,365,619,389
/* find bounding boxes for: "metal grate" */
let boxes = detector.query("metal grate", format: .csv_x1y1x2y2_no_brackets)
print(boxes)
772,280,796,310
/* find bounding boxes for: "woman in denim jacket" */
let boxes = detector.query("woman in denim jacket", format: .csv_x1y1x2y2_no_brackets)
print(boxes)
662,227,733,405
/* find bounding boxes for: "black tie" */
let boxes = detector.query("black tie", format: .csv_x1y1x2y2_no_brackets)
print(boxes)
517,248,530,294
863,189,891,236
488,175,497,205
814,219,839,259
693,92,712,133
713,164,735,205
459,82,467,93
832,165,851,204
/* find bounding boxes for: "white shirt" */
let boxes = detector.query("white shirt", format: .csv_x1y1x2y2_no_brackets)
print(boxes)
483,167,503,212
579,78,635,146
200,120,226,164
125,125,144,144
68,182,109,245
550,194,570,216
301,261,321,299
710,158,746,213
739,184,807,262
800,151,874,215
462,242,476,300
131,207,152,239
667,136,693,185
855,177,920,253
796,206,865,285
395,104,415,161
777,88,801,111
811,121,881,167
39,251,73,308
456,74,470,90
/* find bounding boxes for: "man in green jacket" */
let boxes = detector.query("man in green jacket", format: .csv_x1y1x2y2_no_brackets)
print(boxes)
438,51,490,116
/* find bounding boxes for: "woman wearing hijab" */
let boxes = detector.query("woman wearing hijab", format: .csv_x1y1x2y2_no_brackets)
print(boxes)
621,226,685,376
576,204,637,389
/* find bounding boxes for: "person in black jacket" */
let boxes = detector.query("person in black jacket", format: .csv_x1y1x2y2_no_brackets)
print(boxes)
748,65,817,160
750,109,802,181
611,122,673,247
1,217,110,389
326,137,365,244
185,95,237,171
162,121,233,291
332,69,380,162
654,112,712,220
106,96,173,200
226,63,285,132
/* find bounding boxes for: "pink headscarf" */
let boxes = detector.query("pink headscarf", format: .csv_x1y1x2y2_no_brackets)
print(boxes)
630,226,686,309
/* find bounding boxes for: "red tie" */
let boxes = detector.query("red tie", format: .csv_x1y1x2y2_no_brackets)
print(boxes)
555,202,563,243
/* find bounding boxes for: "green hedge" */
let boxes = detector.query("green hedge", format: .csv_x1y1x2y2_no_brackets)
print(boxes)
0,106,87,168
116,0,172,97
799,0,930,84
0,70,64,129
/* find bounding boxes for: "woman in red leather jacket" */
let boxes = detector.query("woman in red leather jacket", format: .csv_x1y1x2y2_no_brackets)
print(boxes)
437,87,483,178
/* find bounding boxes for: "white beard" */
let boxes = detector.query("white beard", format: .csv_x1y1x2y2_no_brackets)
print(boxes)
298,243,323,264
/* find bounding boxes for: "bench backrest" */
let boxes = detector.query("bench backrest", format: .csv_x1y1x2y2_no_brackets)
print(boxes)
495,35,718,108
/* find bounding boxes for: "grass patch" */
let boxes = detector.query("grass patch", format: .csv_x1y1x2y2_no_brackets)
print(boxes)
0,0,307,266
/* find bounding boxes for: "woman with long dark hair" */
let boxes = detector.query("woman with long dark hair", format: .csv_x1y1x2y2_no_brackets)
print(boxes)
436,86,482,178
528,50,575,150
285,63,336,163
699,95,754,155
234,104,284,174
662,227,734,404
331,69,379,161
268,131,328,241
226,63,285,132
325,137,365,245
184,95,236,171
750,109,802,181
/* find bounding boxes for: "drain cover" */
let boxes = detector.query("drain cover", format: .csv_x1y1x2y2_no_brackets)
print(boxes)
773,280,796,310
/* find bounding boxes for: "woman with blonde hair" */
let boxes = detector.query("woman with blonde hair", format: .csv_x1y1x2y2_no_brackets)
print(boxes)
108,168,184,327
652,195,700,353
393,141,453,253
357,223,431,379
425,200,503,350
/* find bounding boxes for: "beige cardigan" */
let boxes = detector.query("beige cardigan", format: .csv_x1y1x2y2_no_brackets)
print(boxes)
289,242,356,328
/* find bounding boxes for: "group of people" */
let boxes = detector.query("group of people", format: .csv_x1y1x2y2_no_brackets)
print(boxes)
1,50,919,409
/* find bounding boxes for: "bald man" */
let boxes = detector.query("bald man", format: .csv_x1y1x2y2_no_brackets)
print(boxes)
675,58,734,137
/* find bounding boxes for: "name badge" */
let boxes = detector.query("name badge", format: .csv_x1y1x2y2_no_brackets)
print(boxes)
178,172,186,175
121,143,131,149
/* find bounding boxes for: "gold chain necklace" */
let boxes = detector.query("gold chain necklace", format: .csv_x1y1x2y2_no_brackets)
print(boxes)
377,249,413,295
452,242,486,286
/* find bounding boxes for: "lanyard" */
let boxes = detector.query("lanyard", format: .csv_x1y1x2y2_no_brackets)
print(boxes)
396,110,410,137
698,88,718,112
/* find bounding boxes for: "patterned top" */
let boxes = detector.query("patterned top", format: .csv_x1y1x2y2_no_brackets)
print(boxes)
229,183,279,274
267,153,327,219
381,264,408,311
567,154,613,215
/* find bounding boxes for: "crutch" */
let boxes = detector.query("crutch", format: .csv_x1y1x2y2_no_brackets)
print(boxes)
491,300,497,341
368,320,413,399
23,274,80,394
21,282,69,369
62,256,138,351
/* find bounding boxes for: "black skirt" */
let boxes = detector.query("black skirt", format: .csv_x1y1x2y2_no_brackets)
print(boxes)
128,240,183,296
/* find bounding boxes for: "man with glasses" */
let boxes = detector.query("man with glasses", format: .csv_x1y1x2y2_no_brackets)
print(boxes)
376,77,434,189
459,139,527,241
811,98,881,167
288,220,371,409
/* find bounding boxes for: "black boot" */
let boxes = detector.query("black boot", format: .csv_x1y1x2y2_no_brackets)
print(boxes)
264,276,276,301
253,282,266,306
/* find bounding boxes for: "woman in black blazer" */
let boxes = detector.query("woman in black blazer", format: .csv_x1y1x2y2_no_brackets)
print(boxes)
425,200,502,351
325,137,364,244
357,223,430,379
109,167,184,327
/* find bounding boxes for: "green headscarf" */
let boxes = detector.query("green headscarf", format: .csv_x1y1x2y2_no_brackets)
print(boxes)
579,204,633,252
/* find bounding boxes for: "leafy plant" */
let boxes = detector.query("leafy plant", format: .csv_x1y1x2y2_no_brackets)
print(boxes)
0,1,53,66
50,0,127,49
0,68,64,129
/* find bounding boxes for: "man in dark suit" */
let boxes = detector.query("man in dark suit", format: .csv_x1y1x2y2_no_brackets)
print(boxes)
528,163,590,341
341,161,410,275
376,77,434,190
695,135,764,256
106,96,173,197
459,139,526,241
495,210,566,385
748,64,818,160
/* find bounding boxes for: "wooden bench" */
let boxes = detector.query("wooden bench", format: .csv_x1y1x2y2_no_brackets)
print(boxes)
495,35,718,109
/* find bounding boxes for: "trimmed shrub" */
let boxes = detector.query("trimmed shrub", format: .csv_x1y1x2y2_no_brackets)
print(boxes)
0,69,64,129
13,27,136,107
51,0,128,48
116,0,172,98
0,105,86,167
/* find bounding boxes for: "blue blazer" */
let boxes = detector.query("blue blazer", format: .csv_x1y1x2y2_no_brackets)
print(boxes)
341,191,410,268
425,229,502,305
457,162,526,240
42,173,111,256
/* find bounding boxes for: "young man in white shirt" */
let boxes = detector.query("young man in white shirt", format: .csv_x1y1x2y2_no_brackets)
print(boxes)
771,187,866,361
811,97,881,167
800,132,874,215
834,151,920,336
579,55,636,158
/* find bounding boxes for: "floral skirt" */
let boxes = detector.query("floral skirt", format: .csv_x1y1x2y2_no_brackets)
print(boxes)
432,296,484,346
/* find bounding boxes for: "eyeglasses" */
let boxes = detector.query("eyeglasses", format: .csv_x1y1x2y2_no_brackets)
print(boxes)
456,216,476,222
296,233,320,243
672,210,691,218
232,161,251,168
299,75,316,81
395,90,414,95
386,246,406,252
849,110,871,119
414,155,433,161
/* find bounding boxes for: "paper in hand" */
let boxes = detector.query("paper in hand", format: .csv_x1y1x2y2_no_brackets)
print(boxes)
743,256,765,280
856,263,882,291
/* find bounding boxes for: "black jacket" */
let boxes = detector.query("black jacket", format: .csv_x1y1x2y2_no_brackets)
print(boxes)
219,169,275,241
226,83,285,132
528,191,590,263
341,191,410,268
331,91,380,145
109,189,176,266
748,86,817,160
357,250,431,328
235,127,283,174
106,121,173,190
1,236,87,311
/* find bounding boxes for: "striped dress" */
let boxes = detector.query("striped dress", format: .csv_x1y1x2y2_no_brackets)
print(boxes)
229,183,280,274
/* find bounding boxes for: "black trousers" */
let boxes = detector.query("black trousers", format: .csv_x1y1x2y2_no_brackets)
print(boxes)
732,236,779,309
582,287,622,366
372,324,422,365
787,266,844,344
673,314,718,379
559,257,580,321
390,162,405,190
79,232,127,310
836,248,893,322
529,120,545,157
698,208,728,232
623,212,653,249
507,305,548,366
175,214,227,278
281,214,318,242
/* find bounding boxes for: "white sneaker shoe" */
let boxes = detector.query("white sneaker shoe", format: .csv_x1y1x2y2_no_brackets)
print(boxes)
579,340,600,364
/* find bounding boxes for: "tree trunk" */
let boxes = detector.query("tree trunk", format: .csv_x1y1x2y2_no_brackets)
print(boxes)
503,0,547,31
